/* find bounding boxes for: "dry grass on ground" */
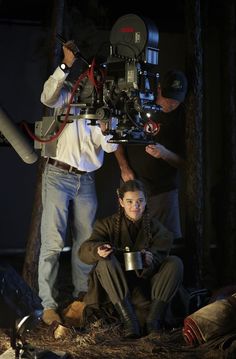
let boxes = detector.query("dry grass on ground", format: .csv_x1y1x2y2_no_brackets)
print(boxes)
0,320,226,359
0,255,232,358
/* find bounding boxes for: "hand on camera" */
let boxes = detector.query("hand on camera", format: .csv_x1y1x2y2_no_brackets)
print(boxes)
62,41,77,67
145,143,168,159
97,121,107,134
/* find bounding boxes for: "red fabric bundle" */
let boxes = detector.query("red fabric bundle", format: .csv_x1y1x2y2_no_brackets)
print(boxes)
183,294,236,346
183,316,205,345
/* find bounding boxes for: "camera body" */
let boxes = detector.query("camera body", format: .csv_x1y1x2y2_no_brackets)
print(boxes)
78,14,160,143
35,14,160,153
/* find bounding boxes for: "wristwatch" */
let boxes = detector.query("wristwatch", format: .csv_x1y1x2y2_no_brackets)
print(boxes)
59,63,70,73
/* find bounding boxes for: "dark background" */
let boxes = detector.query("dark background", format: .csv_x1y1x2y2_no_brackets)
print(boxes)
0,0,230,288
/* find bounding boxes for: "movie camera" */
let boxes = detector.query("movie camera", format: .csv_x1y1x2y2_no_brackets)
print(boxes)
35,14,160,154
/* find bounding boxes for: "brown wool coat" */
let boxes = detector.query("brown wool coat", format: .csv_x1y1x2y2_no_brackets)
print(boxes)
78,213,173,309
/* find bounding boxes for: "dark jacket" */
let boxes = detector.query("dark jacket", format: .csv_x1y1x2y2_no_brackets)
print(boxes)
79,213,173,306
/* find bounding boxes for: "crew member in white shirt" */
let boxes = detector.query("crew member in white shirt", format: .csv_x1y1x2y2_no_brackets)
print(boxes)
38,40,118,325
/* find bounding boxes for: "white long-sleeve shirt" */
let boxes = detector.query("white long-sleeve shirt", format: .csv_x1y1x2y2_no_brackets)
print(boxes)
40,67,118,172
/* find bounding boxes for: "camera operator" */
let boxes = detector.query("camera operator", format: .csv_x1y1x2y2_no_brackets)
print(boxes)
114,69,188,240
38,40,118,325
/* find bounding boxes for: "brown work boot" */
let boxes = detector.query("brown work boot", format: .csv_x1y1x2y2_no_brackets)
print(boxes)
62,300,86,327
42,308,62,325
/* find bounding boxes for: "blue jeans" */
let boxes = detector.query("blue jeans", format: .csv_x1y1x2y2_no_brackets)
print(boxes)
38,163,97,310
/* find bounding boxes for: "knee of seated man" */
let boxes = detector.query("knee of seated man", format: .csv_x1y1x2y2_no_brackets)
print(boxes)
166,255,184,276
95,254,121,271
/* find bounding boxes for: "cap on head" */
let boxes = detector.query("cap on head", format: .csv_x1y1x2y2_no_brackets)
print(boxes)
161,70,188,102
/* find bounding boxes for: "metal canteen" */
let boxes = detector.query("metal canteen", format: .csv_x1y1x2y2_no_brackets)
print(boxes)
124,250,143,271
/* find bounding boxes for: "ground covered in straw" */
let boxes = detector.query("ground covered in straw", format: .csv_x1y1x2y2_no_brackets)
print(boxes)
0,254,235,358
0,318,228,359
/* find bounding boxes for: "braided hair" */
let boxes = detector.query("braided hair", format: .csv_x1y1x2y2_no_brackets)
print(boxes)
114,179,152,246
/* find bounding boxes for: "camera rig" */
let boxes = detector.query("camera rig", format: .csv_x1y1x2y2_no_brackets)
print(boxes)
79,13,160,143
35,14,160,154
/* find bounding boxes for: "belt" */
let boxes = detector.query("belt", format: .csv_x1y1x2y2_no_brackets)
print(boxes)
47,158,87,175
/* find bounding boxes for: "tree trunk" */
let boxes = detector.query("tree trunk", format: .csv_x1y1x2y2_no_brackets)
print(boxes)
22,0,65,290
220,1,236,284
184,0,205,287
22,158,45,289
